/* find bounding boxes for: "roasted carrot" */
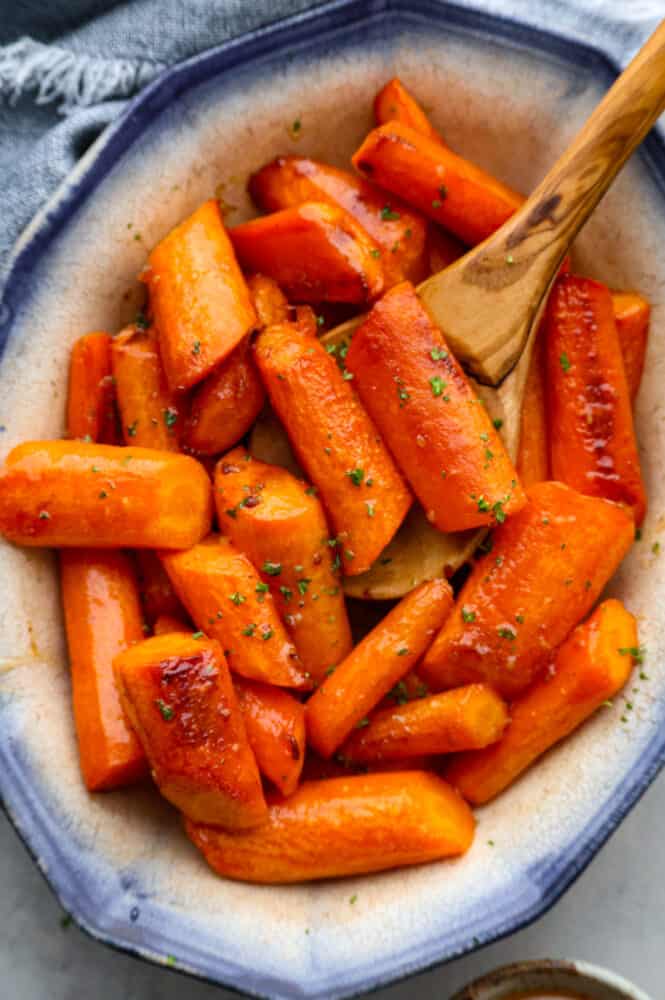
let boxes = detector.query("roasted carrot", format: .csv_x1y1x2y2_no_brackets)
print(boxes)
186,771,474,883
374,78,444,144
246,272,291,326
153,613,191,635
215,448,352,682
254,322,412,575
111,324,181,450
342,684,508,763
60,549,147,791
516,324,549,487
234,677,305,796
249,157,429,286
306,578,453,758
143,198,256,391
546,275,647,526
230,202,384,304
114,632,267,828
611,290,651,402
135,550,187,625
353,121,523,246
447,600,638,804
420,481,635,698
426,226,465,274
346,282,526,532
66,332,119,444
0,441,212,548
160,535,310,690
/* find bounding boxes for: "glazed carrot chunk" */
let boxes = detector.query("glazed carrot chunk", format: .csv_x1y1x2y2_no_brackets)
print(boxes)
143,198,256,391
342,684,508,763
546,275,647,526
249,157,429,286
373,78,445,144
611,290,651,402
306,578,453,758
161,535,310,690
346,282,526,532
234,677,305,797
111,324,181,450
135,550,187,625
516,325,549,487
447,600,638,804
230,202,385,304
254,322,412,575
352,121,523,246
215,448,352,683
60,549,147,791
66,332,119,444
186,771,474,883
0,441,212,548
420,482,635,699
114,633,267,828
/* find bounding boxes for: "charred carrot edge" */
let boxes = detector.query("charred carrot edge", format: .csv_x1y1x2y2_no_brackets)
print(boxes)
611,290,651,402
373,78,445,145
111,324,181,450
420,481,635,699
446,599,638,804
60,549,147,791
66,332,119,444
234,677,305,796
186,771,474,883
305,578,453,758
0,441,212,549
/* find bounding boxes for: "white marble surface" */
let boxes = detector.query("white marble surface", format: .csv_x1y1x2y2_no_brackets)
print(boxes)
1,769,661,999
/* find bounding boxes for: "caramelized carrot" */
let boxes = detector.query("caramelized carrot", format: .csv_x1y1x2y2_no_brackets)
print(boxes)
230,202,384,304
546,275,647,526
234,677,305,796
516,325,549,487
343,684,508,763
353,121,523,246
143,199,256,391
447,600,638,804
249,157,429,286
306,578,453,758
135,550,187,624
186,771,474,883
0,441,212,548
611,290,651,402
66,332,118,443
153,613,191,635
111,324,181,450
346,282,526,532
60,549,147,791
374,78,444,144
246,273,291,325
420,482,635,698
215,448,352,683
114,633,267,828
254,322,412,575
160,535,310,690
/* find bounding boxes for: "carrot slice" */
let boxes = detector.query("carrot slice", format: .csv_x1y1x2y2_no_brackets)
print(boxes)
447,599,638,804
111,324,181,450
373,78,445,144
186,771,474,883
420,481,635,698
67,332,119,444
234,677,305,796
611,290,650,402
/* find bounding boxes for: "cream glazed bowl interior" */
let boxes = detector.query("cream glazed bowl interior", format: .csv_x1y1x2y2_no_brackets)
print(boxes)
1,2,665,998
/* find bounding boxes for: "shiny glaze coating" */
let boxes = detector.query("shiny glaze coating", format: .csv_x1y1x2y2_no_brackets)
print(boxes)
66,331,119,444
611,290,651,402
516,322,549,487
234,677,305,796
111,324,182,450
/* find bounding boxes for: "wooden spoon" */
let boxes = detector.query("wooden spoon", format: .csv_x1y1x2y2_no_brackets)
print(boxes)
256,21,665,599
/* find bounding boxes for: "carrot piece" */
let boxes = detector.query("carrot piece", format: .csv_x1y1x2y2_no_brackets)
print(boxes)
306,578,453,758
111,324,181,450
0,441,212,548
426,226,465,274
353,121,523,246
185,771,474,883
447,599,638,804
516,324,549,487
342,684,508,763
346,282,526,532
234,677,305,796
215,447,352,683
611,290,651,402
153,613,191,635
254,322,412,575
246,272,291,326
160,535,310,690
230,202,385,304
135,550,187,625
373,78,444,144
67,332,119,444
546,275,647,526
420,481,635,698
60,549,147,791
249,157,429,287
143,199,256,391
114,633,267,828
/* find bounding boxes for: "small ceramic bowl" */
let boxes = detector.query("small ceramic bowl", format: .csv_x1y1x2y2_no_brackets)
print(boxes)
452,960,652,1000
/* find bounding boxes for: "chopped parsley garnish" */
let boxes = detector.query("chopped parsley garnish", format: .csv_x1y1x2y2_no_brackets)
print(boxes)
261,627,274,641
279,586,293,602
163,407,178,429
229,592,246,605
429,375,447,397
497,626,516,640
192,630,204,639
618,646,645,664
156,699,174,721
493,418,503,430
430,347,448,361
38,510,51,520
127,420,138,437
381,205,400,221
242,624,257,636
355,718,370,729
461,607,476,623
346,468,364,486
559,352,572,373
192,340,201,355
262,561,282,576
297,578,311,596
135,310,149,330
396,646,409,656
369,248,382,258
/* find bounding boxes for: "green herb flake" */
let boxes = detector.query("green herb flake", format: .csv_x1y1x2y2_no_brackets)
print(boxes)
346,468,364,486
163,407,178,429
477,496,490,513
127,420,138,437
192,340,201,355
430,347,448,361
365,500,376,518
262,561,282,576
242,623,257,637
261,627,274,641
156,699,174,722
369,248,382,258
559,352,572,373
192,630,204,639
493,418,503,430
461,607,476,624
429,375,447,397
355,718,370,729
305,485,318,496
297,578,311,596
279,585,293,602
135,310,149,330
497,626,516,640
381,205,400,221
316,315,325,328
396,646,409,656
229,592,246,605
431,199,442,209
38,510,51,520
652,541,661,555
349,894,358,904
618,646,645,664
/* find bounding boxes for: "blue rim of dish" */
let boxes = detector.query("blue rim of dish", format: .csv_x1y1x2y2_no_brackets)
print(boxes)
1,1,664,998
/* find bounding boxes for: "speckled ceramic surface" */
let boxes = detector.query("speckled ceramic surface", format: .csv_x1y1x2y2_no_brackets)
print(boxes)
1,2,665,998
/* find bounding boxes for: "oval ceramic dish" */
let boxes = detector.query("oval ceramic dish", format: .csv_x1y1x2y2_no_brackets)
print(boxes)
451,959,652,1000
1,2,665,998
